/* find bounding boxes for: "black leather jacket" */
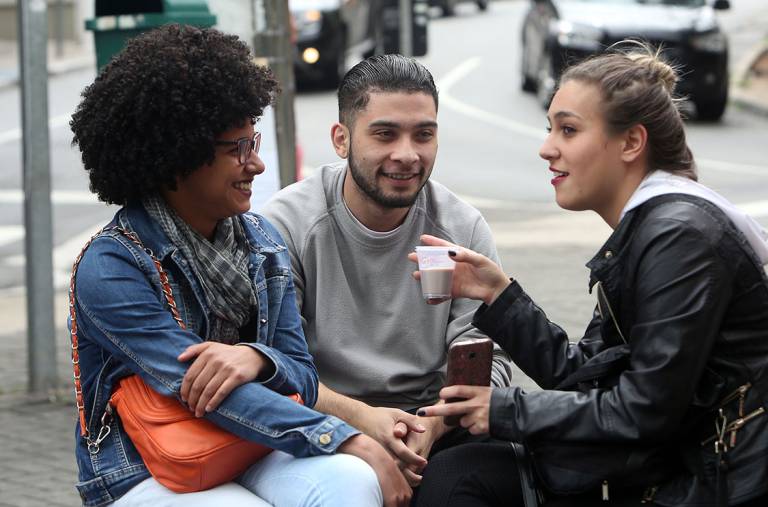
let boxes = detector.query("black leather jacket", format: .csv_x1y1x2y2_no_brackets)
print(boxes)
476,195,768,506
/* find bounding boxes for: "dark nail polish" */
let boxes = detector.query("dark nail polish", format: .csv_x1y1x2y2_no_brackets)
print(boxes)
417,410,426,416
448,250,457,257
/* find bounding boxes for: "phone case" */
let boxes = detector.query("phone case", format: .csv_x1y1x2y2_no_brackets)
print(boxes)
444,338,493,426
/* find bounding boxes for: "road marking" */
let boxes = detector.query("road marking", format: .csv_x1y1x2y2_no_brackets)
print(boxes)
3,221,105,290
438,57,546,140
437,57,767,177
697,158,766,176
0,113,72,145
0,189,100,205
739,200,768,218
0,226,24,248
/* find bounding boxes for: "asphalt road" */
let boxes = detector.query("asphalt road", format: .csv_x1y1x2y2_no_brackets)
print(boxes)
0,0,767,342
293,0,768,338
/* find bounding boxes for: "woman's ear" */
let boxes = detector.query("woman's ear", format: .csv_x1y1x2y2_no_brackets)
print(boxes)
331,123,350,159
621,124,648,164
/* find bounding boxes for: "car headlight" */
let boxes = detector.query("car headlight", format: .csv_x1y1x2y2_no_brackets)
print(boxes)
690,31,727,52
293,10,323,40
551,20,602,51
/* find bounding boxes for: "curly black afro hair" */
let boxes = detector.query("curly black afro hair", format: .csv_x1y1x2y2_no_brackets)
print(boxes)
71,24,278,205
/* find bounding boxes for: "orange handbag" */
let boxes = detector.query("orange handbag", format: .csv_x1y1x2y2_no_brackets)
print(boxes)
70,227,301,493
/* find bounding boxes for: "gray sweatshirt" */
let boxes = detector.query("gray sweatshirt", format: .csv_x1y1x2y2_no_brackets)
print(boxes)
262,163,512,410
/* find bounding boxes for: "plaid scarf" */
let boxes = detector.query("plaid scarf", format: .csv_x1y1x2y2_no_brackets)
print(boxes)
143,196,256,344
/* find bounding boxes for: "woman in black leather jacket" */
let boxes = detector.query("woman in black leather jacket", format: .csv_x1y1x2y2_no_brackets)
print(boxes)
413,45,768,506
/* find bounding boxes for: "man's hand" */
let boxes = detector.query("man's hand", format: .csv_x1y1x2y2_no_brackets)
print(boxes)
417,385,493,435
338,434,412,507
178,342,273,417
357,406,429,472
398,410,450,486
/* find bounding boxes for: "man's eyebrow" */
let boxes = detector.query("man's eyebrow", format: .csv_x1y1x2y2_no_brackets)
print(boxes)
367,120,438,129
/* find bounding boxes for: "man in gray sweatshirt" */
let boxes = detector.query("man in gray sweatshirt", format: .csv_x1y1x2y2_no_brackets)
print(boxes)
262,54,512,487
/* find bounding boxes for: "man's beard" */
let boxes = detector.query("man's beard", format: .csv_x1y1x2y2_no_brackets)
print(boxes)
347,145,426,209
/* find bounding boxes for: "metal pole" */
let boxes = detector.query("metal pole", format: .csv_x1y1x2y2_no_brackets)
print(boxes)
399,0,413,57
260,0,297,188
18,0,57,394
55,0,64,57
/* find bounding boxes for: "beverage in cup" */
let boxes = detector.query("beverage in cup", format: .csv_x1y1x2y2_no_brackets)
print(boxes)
415,246,455,300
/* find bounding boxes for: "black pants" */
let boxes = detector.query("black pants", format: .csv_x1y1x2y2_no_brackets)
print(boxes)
409,424,499,505
415,442,768,507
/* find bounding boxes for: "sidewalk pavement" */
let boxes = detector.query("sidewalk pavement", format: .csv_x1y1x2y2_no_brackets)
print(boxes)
1,24,767,507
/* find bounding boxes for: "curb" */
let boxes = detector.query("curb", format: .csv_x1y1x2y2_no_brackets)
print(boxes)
729,39,768,117
730,87,768,117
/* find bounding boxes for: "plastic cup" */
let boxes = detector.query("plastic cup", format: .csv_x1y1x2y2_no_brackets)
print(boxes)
415,246,455,300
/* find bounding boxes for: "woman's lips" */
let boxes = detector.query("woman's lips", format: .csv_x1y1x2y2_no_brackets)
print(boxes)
550,168,569,186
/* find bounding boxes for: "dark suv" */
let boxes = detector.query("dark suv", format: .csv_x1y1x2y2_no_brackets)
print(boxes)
291,0,383,87
520,0,731,120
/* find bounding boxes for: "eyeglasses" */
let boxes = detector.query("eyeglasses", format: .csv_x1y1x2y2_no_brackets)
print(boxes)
214,132,262,165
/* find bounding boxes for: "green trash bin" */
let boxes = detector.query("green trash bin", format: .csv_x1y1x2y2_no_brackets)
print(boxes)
85,0,217,70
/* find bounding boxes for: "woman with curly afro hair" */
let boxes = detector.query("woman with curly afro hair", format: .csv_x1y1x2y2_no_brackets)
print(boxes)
69,24,409,507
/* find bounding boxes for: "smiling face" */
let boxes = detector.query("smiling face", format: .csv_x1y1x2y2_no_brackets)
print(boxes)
539,80,640,225
336,91,438,214
163,119,265,239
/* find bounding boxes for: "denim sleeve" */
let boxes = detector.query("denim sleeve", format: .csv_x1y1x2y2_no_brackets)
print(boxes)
239,274,319,407
75,235,358,457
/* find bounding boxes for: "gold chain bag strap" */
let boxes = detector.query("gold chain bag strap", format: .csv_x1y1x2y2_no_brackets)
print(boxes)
70,226,301,493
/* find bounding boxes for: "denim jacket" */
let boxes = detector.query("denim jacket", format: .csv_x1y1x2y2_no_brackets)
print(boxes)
72,203,359,506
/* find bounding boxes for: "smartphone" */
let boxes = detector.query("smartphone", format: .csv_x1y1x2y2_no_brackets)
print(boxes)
444,338,493,426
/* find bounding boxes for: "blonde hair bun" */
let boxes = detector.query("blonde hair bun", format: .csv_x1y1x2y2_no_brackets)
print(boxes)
626,50,678,95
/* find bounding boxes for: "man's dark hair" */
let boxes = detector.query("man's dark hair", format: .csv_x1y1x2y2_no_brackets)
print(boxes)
337,54,438,125
70,24,278,205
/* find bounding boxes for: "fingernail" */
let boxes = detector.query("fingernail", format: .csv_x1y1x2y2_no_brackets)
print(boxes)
448,250,457,257
416,410,426,416
417,424,426,431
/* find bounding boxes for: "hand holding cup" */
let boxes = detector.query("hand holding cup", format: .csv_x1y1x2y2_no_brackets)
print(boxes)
409,235,511,305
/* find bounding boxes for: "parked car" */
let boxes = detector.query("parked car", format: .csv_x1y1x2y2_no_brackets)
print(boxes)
290,0,384,87
429,0,489,17
520,0,731,120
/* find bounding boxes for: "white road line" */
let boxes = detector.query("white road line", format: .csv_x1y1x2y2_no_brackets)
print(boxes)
739,200,768,218
436,57,767,177
0,226,24,248
4,221,105,289
697,158,766,176
0,113,72,145
0,189,100,205
438,57,546,140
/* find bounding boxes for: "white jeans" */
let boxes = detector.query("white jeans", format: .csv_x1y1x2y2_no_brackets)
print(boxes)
112,451,383,507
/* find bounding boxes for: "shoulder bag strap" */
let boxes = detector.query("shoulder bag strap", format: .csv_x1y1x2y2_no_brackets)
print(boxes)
69,226,186,446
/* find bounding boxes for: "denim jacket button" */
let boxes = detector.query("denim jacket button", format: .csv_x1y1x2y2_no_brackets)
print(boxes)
260,318,267,325
319,433,332,445
604,250,613,259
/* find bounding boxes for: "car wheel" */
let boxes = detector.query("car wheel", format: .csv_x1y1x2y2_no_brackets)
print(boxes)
694,92,728,121
442,0,458,17
520,39,537,92
322,31,347,88
536,53,556,109
477,0,489,11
